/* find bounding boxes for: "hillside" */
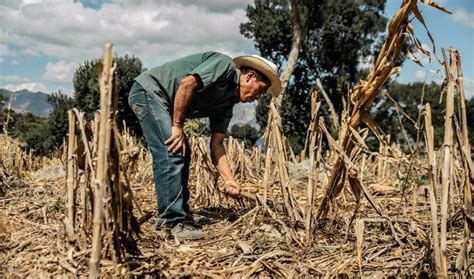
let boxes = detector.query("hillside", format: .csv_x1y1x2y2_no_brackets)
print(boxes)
0,89,52,116
230,103,260,130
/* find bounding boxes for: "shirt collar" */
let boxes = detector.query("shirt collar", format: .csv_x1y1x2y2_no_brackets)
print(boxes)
234,68,240,85
230,69,240,104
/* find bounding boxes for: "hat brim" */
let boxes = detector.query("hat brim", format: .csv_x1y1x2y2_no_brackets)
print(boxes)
233,56,281,98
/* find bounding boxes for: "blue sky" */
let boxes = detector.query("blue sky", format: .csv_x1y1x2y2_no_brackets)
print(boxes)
0,0,473,99
385,0,474,95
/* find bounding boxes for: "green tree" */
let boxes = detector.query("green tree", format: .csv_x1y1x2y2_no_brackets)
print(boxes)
47,92,76,152
372,81,474,152
229,124,259,148
73,55,145,136
8,112,47,140
24,91,74,156
369,81,443,150
23,122,53,156
0,94,7,132
241,0,388,152
0,93,4,110
73,60,98,117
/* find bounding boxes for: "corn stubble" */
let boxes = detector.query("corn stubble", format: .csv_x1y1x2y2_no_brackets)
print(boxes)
0,1,472,277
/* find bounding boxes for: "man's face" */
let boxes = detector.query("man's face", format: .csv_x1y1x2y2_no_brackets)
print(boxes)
239,73,270,103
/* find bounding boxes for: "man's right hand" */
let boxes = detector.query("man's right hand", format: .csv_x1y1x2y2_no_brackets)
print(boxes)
165,125,184,154
224,180,241,197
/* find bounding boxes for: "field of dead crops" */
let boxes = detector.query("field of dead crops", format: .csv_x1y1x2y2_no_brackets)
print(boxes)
0,0,472,277
0,110,471,277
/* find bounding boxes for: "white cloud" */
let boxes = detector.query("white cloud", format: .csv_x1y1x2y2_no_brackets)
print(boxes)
0,44,11,56
10,59,18,65
22,48,41,57
43,60,78,84
4,82,48,92
0,0,255,68
415,69,427,81
0,44,12,62
0,0,22,9
165,0,253,12
0,75,29,82
452,8,474,29
50,85,74,96
21,0,47,6
121,0,253,13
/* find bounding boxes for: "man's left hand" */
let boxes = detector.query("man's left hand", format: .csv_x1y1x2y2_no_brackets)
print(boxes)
165,125,184,153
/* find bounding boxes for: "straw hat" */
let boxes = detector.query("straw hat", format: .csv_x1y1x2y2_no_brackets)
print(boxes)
233,55,281,98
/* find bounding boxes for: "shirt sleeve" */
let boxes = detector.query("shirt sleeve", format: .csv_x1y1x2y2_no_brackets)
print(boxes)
190,52,235,92
209,107,233,134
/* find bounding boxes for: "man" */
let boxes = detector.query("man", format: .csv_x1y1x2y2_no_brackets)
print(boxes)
128,51,280,240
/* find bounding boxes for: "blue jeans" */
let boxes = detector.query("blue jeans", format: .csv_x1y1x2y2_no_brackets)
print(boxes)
128,82,191,227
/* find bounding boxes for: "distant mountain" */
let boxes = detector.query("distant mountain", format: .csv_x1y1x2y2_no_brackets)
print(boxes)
0,88,52,116
230,103,260,130
0,88,260,125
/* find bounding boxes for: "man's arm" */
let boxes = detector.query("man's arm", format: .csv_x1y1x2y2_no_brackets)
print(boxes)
165,75,199,153
210,132,240,196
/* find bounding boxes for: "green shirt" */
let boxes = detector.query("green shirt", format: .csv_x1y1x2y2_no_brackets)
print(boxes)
135,51,239,133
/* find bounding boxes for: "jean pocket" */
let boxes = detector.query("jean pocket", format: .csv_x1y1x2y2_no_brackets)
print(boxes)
131,103,150,121
129,93,150,121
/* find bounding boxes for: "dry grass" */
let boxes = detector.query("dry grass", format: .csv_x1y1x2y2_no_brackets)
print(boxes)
0,0,472,277
0,128,471,277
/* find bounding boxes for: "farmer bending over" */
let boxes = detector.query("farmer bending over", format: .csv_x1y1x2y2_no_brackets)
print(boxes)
128,51,280,240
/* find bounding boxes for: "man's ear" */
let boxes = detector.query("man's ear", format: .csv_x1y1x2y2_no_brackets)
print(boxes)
246,71,256,82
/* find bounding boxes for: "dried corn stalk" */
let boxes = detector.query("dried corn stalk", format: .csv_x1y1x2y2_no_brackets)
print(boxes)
422,48,472,277
316,0,451,222
355,219,364,269
305,90,321,242
62,43,139,278
438,47,457,276
451,50,473,273
424,103,442,275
